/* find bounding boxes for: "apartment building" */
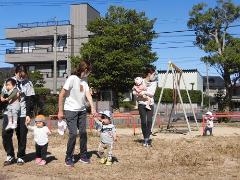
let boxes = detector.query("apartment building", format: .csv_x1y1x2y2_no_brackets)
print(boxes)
5,3,100,90
158,69,203,92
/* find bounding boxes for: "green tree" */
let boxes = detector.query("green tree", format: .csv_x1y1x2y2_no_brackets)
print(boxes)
28,71,45,87
187,0,240,111
73,6,157,107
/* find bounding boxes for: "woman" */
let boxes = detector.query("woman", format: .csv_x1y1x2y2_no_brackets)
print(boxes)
58,60,96,167
133,66,157,147
1,65,35,165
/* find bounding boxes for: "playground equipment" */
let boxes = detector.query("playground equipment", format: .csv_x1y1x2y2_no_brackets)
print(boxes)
151,61,199,134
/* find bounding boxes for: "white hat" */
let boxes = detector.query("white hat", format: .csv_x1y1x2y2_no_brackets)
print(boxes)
205,111,212,116
134,77,143,86
99,110,112,119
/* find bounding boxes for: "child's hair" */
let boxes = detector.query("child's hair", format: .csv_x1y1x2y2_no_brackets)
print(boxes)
6,78,17,87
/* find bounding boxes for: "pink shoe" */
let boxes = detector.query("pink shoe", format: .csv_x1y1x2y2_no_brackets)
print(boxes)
39,160,46,166
35,158,42,164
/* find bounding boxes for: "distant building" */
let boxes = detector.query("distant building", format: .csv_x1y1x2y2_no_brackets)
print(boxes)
203,76,225,97
158,69,203,92
5,3,100,90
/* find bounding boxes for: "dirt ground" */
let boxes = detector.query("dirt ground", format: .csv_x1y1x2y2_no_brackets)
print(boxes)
0,125,240,180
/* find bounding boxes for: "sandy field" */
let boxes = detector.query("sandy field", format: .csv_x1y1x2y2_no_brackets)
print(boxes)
0,125,239,180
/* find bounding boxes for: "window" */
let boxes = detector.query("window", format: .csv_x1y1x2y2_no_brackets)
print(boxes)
58,64,66,77
17,41,35,53
28,66,35,72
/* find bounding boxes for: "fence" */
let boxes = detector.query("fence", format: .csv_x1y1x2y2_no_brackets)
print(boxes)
48,112,161,135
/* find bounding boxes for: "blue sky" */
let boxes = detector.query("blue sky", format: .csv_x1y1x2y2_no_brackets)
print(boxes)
0,0,239,76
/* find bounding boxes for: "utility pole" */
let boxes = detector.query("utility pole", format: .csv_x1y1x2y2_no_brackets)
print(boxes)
53,20,57,94
66,25,71,76
206,63,210,109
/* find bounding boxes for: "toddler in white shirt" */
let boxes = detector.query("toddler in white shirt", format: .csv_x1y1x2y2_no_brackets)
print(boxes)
28,115,51,165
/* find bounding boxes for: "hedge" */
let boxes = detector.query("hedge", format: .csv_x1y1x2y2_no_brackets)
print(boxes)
154,87,202,104
34,87,51,95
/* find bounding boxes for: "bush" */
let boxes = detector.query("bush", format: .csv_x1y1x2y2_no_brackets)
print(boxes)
154,87,202,104
119,101,135,110
34,87,51,95
33,94,58,116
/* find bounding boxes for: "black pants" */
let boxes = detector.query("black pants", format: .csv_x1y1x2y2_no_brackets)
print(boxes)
35,143,48,160
138,104,154,139
204,127,213,136
2,114,28,158
65,110,87,159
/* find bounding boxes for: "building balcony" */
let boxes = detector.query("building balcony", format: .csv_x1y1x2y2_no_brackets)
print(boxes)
5,47,68,63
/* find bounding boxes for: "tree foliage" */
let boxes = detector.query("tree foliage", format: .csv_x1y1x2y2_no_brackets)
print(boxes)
187,0,240,110
72,6,157,105
28,71,45,87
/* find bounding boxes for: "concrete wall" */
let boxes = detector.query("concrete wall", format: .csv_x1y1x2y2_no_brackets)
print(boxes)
158,71,203,91
70,4,100,56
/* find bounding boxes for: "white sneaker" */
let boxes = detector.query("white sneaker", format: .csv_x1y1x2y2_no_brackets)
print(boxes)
17,158,25,165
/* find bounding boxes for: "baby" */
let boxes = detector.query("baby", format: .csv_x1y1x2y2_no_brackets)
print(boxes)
95,110,117,166
1,78,20,130
203,111,214,136
132,77,152,110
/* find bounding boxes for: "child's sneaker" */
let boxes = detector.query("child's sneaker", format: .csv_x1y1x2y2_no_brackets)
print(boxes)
105,159,112,166
65,158,74,167
39,160,46,166
99,157,107,164
145,105,151,110
35,158,42,164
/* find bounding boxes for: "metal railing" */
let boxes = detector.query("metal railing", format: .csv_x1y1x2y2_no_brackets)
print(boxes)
6,46,67,54
17,20,70,28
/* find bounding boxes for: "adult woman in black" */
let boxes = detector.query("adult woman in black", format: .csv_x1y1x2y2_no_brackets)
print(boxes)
133,66,157,147
1,65,35,165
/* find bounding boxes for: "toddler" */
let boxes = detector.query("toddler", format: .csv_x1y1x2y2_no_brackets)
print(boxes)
203,111,214,136
28,115,51,165
0,78,20,130
132,77,152,110
95,110,117,166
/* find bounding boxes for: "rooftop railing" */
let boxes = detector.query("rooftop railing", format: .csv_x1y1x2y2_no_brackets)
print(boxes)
17,20,70,28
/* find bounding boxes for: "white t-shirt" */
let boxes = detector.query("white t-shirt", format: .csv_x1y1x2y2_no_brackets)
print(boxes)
63,75,89,111
206,120,214,128
29,126,50,146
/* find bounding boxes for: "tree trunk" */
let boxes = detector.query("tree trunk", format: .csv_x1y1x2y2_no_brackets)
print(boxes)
223,68,233,111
